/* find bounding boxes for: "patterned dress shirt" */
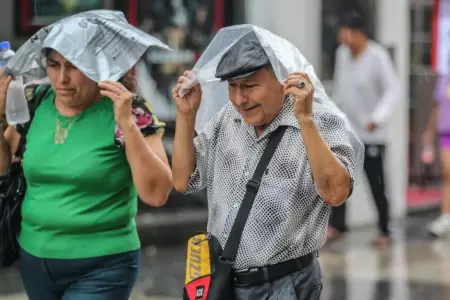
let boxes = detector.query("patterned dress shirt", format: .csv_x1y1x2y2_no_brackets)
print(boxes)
186,96,356,270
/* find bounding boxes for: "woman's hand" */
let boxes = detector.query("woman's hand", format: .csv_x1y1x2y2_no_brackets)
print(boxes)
98,80,134,129
0,68,13,116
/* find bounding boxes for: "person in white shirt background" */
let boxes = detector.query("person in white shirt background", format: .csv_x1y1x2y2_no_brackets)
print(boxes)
328,10,400,247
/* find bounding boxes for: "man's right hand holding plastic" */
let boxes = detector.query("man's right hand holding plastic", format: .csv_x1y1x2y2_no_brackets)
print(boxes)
172,71,202,116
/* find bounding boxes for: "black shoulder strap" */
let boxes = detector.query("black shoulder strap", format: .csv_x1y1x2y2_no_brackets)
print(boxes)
221,126,287,262
14,84,51,157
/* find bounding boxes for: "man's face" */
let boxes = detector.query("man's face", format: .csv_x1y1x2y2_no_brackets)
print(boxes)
228,67,285,127
337,27,356,47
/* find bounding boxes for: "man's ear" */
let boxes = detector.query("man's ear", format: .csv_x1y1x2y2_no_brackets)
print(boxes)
278,80,284,93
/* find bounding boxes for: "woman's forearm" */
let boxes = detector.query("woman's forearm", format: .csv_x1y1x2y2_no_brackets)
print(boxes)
0,124,15,174
122,121,172,207
0,135,11,174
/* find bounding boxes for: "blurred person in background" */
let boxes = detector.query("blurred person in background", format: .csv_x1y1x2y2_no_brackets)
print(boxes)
0,48,172,299
185,4,214,52
422,75,450,238
329,10,400,247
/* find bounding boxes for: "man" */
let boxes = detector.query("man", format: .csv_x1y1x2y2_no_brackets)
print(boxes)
329,11,399,246
172,30,357,299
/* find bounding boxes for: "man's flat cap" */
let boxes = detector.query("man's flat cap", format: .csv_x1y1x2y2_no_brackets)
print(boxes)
215,31,271,81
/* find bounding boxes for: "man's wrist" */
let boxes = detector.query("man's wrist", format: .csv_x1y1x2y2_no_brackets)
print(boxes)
176,109,197,118
176,111,197,126
297,116,320,140
296,115,314,127
175,112,197,141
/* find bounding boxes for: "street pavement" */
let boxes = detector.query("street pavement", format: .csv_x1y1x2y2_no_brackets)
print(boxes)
1,212,449,300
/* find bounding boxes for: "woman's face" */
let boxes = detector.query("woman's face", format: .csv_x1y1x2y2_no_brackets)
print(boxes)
46,50,100,108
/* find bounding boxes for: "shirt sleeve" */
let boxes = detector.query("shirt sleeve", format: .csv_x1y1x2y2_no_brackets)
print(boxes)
313,98,359,197
114,95,165,147
370,47,400,125
185,131,209,194
185,106,226,194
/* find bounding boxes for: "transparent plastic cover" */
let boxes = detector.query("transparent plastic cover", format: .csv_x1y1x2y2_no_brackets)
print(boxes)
5,10,171,82
179,24,364,187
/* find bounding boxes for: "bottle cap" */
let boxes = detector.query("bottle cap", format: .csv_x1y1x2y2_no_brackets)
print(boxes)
0,41,11,50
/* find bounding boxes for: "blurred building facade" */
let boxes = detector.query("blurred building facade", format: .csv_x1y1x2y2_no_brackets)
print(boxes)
0,0,438,227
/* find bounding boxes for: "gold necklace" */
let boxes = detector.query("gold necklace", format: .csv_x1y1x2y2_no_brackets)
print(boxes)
54,117,75,144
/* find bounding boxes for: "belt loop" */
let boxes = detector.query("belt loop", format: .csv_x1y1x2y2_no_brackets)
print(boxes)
315,251,319,258
262,267,270,282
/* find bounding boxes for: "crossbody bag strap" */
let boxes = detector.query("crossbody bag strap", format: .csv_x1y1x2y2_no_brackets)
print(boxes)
14,84,51,158
221,126,287,262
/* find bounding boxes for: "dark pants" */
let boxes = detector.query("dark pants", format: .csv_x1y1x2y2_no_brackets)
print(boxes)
234,259,323,300
330,144,390,236
19,248,140,300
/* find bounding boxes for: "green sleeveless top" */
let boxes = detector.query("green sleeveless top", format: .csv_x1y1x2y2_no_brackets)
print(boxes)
18,86,164,259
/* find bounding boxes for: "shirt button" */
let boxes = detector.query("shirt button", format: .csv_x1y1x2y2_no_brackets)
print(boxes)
244,172,250,177
233,203,239,208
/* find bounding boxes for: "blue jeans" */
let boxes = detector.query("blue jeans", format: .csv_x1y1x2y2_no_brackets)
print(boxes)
19,248,140,300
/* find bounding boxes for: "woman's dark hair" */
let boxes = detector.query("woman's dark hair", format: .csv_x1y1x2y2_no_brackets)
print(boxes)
119,71,137,93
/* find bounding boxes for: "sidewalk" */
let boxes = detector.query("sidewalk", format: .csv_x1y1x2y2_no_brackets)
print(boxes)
406,185,440,214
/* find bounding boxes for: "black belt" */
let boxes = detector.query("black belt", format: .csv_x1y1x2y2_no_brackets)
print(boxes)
232,252,318,286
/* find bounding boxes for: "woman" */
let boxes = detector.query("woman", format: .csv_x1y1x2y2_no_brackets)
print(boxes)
423,74,450,238
0,49,173,299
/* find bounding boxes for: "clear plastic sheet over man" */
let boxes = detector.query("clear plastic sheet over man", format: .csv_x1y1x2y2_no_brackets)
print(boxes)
5,10,171,82
179,24,365,187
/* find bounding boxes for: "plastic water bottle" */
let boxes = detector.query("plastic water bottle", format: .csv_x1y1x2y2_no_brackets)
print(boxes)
0,41,14,69
0,41,30,125
5,76,30,125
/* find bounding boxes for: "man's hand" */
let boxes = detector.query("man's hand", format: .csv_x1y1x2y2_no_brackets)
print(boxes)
172,71,202,116
283,72,314,123
367,122,378,132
